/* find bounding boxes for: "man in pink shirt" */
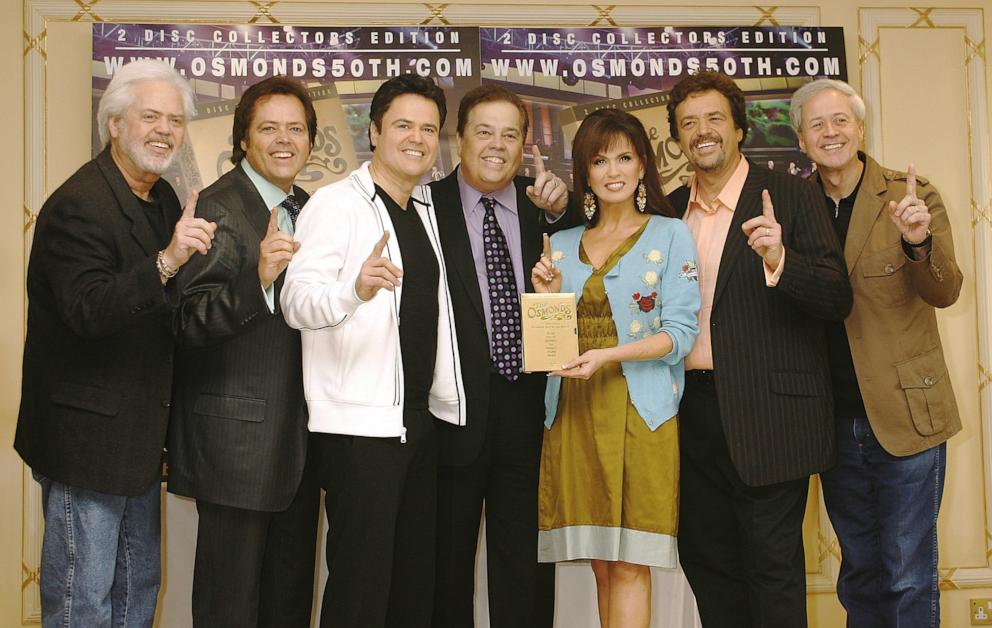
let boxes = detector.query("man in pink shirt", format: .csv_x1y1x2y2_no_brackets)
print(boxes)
665,71,852,627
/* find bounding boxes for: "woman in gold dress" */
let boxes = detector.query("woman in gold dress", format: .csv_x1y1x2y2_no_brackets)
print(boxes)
531,109,700,627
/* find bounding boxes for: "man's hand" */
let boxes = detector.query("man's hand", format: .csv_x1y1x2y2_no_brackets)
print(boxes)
530,233,562,293
526,145,568,216
161,190,217,271
355,231,403,301
259,205,301,289
742,189,783,269
887,163,931,246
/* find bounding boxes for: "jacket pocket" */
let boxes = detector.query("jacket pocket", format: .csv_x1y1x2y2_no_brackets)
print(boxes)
51,382,122,417
861,244,911,307
769,371,825,397
193,393,266,422
895,348,950,436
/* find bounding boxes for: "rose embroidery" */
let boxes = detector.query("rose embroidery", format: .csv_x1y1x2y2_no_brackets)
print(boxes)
632,291,657,313
644,249,663,264
650,316,662,330
551,250,566,263
628,320,643,337
642,271,659,287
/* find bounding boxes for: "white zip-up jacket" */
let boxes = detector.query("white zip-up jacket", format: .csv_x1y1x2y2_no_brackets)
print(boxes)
281,162,466,439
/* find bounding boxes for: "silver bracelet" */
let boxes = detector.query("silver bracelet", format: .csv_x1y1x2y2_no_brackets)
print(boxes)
156,250,178,280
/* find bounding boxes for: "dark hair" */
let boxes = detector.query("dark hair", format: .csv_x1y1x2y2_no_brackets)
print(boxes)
231,76,317,164
666,70,748,148
571,108,675,226
456,84,529,139
368,75,447,150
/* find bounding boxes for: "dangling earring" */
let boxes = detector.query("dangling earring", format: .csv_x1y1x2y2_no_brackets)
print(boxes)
583,191,597,220
636,179,647,213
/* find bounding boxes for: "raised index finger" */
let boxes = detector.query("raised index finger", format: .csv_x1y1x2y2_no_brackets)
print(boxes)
906,163,917,199
761,189,776,221
183,189,200,218
531,145,546,175
267,205,280,234
370,231,390,258
542,232,551,259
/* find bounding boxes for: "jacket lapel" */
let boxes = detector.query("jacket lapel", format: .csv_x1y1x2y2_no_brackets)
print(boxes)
230,165,272,241
712,165,763,308
96,148,161,255
842,157,887,274
434,170,487,325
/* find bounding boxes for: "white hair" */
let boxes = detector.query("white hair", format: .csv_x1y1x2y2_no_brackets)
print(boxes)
96,59,196,145
789,79,866,133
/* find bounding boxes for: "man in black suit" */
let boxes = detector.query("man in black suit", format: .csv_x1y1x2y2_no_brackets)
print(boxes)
664,71,852,627
168,76,320,628
430,84,572,627
15,59,215,627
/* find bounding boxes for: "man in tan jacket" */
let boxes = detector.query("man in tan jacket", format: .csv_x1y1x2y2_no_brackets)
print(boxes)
791,78,962,627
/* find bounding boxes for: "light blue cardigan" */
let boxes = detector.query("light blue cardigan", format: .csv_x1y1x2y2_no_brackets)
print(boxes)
544,215,701,431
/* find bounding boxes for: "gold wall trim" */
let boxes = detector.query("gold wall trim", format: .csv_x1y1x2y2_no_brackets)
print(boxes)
859,5,992,591
71,0,103,22
22,30,46,59
589,4,617,26
909,7,936,28
858,35,880,66
248,1,281,24
420,3,451,25
23,206,36,233
753,6,780,27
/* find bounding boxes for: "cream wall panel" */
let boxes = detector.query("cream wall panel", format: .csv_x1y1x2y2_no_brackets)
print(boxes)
879,26,984,566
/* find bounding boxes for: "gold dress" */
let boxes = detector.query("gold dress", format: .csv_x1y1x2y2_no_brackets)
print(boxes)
537,225,679,568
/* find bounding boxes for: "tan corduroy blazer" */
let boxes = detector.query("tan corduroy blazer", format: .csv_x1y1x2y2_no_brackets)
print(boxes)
830,154,963,456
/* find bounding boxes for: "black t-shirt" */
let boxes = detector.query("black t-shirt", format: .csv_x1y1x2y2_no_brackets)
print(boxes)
137,190,170,248
375,185,439,411
821,159,868,418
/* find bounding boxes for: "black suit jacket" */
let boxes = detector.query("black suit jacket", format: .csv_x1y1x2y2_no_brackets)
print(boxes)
167,165,310,512
15,148,181,496
430,170,577,466
669,161,852,486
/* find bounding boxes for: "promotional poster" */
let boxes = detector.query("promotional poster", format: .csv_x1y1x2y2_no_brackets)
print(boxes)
92,24,847,197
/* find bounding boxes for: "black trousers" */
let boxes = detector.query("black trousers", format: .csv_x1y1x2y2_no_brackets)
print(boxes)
313,409,437,628
433,374,554,628
191,462,321,628
678,372,810,628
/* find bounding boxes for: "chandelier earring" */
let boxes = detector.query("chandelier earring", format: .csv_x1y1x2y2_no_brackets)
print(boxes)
636,179,647,212
583,191,598,220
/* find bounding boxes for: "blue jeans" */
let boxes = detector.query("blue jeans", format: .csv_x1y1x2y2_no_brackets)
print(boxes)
820,417,946,628
36,473,162,628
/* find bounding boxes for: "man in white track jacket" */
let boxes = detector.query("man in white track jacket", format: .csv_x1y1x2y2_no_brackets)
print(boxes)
281,75,465,628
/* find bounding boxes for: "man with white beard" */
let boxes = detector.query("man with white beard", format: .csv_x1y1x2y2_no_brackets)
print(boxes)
15,59,215,628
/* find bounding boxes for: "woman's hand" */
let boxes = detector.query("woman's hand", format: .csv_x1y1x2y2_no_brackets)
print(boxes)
550,349,607,380
530,233,562,293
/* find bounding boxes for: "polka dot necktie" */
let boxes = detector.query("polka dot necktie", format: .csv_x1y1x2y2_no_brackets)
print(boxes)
281,195,302,229
482,197,521,381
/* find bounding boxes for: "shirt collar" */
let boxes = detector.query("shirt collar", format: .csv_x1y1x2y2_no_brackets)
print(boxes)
241,159,291,210
688,155,749,214
456,166,518,217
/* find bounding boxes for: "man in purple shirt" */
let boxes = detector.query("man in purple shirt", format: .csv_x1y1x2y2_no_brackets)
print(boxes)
429,84,573,627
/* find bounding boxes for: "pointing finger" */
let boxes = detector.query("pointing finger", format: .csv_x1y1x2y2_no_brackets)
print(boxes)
542,233,551,259
371,231,390,258
907,163,917,200
531,144,546,175
182,189,200,219
267,206,280,235
762,189,776,221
